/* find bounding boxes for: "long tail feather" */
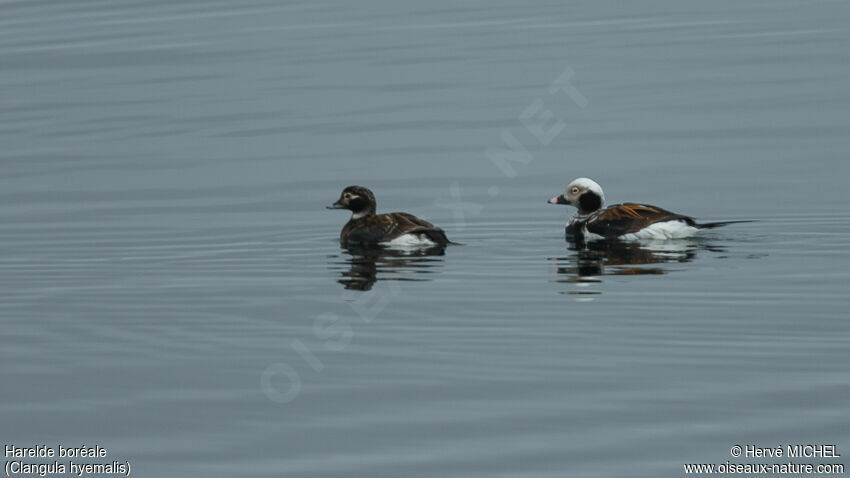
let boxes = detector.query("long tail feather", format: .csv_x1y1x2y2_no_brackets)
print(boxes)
696,220,755,230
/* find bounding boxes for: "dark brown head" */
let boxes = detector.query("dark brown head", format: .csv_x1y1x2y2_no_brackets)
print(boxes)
327,185,377,219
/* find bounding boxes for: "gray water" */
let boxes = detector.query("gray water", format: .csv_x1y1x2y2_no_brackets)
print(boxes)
2,1,849,476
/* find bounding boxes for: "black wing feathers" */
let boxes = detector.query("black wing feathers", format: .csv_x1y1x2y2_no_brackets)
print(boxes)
342,212,449,246
584,203,695,238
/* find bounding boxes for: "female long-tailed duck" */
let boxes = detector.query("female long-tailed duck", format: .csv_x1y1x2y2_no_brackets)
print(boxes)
328,185,452,247
548,177,748,241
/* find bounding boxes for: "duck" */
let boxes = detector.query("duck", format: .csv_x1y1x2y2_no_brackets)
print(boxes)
548,177,749,241
328,185,452,247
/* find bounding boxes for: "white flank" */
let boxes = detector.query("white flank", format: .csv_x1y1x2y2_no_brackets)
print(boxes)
618,220,699,241
383,234,437,248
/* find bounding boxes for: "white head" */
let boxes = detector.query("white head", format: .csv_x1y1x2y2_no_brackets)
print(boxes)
548,177,606,214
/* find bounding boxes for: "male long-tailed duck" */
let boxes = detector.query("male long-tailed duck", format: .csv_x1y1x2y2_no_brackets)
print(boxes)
328,185,452,247
548,177,748,241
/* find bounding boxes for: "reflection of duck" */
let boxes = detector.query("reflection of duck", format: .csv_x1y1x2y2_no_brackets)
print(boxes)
551,239,724,295
331,245,446,291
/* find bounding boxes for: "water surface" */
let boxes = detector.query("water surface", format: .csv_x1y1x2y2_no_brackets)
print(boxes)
1,1,849,476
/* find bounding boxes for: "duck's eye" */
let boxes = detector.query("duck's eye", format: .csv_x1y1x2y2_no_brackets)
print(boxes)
343,193,351,199
571,187,580,194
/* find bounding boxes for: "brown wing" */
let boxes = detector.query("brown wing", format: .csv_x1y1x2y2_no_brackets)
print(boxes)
342,212,449,245
586,203,695,238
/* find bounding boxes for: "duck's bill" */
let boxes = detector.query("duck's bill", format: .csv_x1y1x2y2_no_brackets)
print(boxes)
327,202,346,209
548,194,569,205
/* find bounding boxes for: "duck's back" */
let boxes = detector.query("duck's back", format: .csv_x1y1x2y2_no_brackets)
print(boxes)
579,203,698,240
342,212,450,246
